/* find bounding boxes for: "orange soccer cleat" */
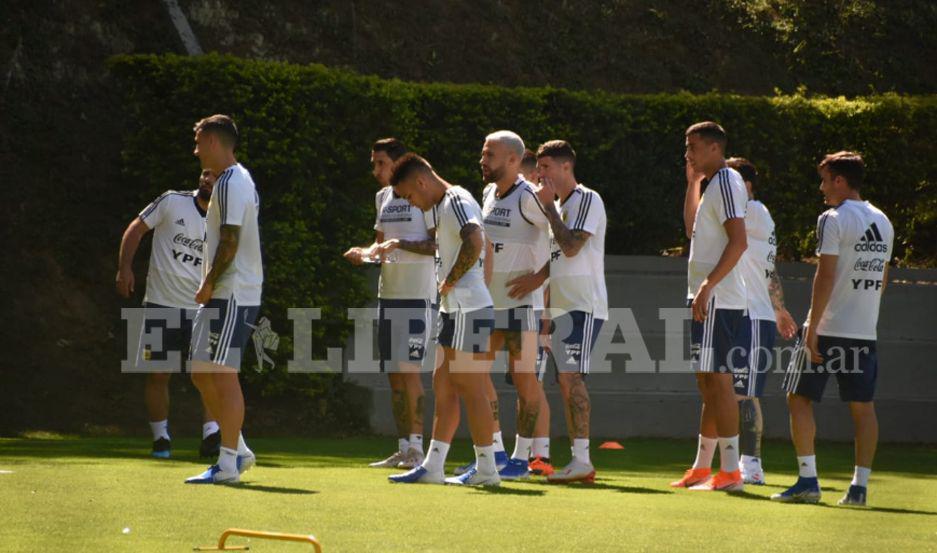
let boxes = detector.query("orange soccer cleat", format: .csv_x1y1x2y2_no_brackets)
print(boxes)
669,467,712,488
528,456,554,476
689,469,744,492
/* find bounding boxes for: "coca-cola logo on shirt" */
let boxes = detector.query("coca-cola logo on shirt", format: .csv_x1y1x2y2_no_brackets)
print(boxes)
173,233,204,253
854,257,885,272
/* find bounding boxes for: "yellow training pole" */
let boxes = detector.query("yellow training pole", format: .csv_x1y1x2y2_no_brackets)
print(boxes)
194,528,323,552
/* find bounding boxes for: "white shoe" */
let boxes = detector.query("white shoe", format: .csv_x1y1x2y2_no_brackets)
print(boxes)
445,467,501,486
238,451,256,474
388,466,445,484
741,460,765,485
369,451,406,468
396,448,425,469
547,459,595,484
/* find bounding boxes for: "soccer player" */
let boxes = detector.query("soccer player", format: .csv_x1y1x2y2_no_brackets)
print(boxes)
386,153,499,486
117,169,221,459
520,148,538,183
773,152,893,506
344,138,433,470
670,122,748,492
478,131,551,480
726,157,798,484
507,140,607,484
184,114,263,485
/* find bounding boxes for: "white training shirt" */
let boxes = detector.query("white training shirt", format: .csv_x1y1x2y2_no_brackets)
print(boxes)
813,199,893,340
687,167,748,309
203,163,264,306
741,200,777,322
548,184,608,320
482,175,551,310
374,187,436,300
138,190,206,309
430,186,492,314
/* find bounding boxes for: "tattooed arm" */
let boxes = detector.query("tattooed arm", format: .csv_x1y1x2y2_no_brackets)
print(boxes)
440,223,483,295
542,201,591,258
769,269,798,340
195,224,239,304
374,228,437,257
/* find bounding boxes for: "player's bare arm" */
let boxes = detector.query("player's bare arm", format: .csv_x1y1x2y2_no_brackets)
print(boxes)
691,217,747,321
683,163,705,239
195,224,240,304
116,217,152,298
343,231,384,265
542,202,590,258
505,262,549,300
439,222,482,296
804,254,838,362
769,270,798,339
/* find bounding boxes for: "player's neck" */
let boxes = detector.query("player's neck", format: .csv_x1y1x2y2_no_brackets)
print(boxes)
494,171,518,194
196,196,209,211
211,154,238,176
555,175,577,199
832,190,862,205
704,158,726,180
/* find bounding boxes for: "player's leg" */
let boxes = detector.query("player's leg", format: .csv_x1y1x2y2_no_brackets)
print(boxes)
548,312,600,484
145,372,172,458
397,366,425,468
738,318,773,484
529,380,553,475
838,339,879,506
137,304,178,458
671,309,716,487
454,332,505,476
370,299,410,467
445,346,499,486
199,396,221,458
500,328,540,480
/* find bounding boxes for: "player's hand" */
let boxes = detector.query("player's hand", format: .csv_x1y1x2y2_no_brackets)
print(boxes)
805,326,822,364
538,318,552,351
438,280,454,297
691,281,712,322
686,161,706,186
506,271,546,299
775,308,798,340
195,281,213,306
115,268,134,298
343,247,365,265
375,239,400,259
535,177,557,206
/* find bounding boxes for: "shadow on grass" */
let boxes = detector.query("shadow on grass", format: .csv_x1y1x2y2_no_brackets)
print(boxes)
518,479,672,495
235,483,319,495
469,486,545,496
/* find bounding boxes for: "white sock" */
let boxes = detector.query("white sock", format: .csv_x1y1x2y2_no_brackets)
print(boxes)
408,434,423,453
237,433,252,456
421,440,449,474
740,454,761,468
492,431,506,454
572,438,590,465
797,455,818,478
532,437,550,459
851,466,871,487
692,435,717,469
202,421,219,439
217,446,238,473
149,420,169,441
718,435,740,473
398,438,409,453
512,435,533,461
475,444,497,474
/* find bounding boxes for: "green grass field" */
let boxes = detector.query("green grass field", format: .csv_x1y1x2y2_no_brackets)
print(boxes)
2,435,935,552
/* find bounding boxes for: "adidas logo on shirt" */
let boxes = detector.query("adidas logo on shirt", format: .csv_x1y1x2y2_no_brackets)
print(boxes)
175,218,186,226
855,222,888,253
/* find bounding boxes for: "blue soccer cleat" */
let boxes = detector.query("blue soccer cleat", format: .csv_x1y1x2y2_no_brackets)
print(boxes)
388,466,444,484
498,458,530,480
453,450,509,476
151,438,171,459
184,464,239,485
445,466,501,486
838,485,867,507
770,477,821,503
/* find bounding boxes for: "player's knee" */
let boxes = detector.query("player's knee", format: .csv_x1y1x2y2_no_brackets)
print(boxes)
147,372,171,386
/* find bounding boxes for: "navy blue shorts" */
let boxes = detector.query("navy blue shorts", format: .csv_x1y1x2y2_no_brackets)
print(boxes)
782,331,878,403
436,307,495,354
493,305,541,333
189,296,260,371
135,303,196,372
733,318,776,397
377,298,432,372
549,311,604,376
689,297,749,375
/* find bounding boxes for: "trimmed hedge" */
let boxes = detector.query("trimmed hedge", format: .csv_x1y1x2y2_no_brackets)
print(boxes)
109,53,936,413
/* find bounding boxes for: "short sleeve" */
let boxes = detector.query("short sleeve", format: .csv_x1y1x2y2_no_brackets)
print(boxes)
448,192,481,230
138,192,171,229
374,188,387,232
520,186,550,230
816,211,840,256
424,205,438,231
714,171,747,224
217,175,249,226
571,191,605,235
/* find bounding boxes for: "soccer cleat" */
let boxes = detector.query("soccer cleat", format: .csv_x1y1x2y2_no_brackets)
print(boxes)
498,458,530,480
184,464,239,485
445,467,501,486
838,485,867,507
388,466,445,484
369,451,406,468
690,469,744,491
547,459,595,484
151,438,171,459
770,477,822,503
397,448,425,469
741,465,766,485
528,456,554,476
199,431,221,458
453,450,509,476
669,467,711,488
